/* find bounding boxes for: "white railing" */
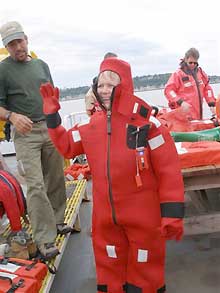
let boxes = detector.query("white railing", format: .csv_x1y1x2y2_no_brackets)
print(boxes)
63,111,88,130
62,112,88,165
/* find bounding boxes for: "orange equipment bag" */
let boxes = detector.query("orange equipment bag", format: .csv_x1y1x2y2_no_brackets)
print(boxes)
157,108,191,132
64,163,91,180
0,257,47,290
175,141,220,169
157,107,219,132
0,271,38,293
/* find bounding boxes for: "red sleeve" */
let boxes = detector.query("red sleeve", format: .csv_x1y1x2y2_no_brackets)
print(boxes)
48,124,84,159
0,184,22,231
164,71,182,108
149,116,184,218
0,171,25,216
200,69,216,105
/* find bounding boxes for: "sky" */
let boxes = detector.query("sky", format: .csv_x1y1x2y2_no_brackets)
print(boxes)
1,0,220,88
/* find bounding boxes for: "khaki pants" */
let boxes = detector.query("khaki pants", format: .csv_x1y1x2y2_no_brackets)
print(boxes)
13,121,66,245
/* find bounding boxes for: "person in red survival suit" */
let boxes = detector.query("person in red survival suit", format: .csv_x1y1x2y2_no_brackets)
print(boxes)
0,170,26,232
40,58,184,293
85,52,118,116
164,47,216,120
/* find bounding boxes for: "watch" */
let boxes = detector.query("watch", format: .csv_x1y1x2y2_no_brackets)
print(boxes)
5,111,12,121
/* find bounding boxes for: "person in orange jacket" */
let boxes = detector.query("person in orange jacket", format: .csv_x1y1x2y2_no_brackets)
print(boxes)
164,48,216,120
40,58,184,293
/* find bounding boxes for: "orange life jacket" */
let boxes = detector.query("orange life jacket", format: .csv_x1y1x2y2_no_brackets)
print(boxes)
0,171,26,231
0,257,47,291
64,163,91,180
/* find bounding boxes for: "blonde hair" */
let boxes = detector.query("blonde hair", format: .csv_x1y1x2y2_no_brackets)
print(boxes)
98,71,120,86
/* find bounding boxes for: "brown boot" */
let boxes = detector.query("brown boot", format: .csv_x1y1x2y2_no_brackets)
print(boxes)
9,236,29,260
38,242,59,260
56,223,73,235
26,239,37,259
16,231,37,258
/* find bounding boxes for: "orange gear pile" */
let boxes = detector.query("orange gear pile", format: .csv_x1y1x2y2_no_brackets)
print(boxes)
64,163,91,181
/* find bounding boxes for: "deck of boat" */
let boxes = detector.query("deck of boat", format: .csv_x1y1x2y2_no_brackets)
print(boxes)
2,155,220,293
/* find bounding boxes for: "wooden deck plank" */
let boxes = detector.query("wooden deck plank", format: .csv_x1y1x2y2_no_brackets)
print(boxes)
182,164,220,177
184,212,220,235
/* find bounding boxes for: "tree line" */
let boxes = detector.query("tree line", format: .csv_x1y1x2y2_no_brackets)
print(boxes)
59,73,220,100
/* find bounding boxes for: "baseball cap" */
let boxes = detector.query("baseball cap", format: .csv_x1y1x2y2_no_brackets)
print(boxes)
0,21,25,46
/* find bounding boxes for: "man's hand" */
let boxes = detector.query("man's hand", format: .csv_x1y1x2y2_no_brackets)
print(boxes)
10,113,33,134
161,217,183,241
40,82,60,114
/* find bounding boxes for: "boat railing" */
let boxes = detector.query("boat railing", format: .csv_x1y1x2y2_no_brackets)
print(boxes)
63,111,88,130
63,111,88,166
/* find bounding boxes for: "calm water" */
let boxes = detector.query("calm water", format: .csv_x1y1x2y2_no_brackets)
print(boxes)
60,83,220,120
1,84,220,154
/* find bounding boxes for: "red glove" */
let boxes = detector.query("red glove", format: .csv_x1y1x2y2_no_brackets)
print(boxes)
40,82,60,114
161,217,183,241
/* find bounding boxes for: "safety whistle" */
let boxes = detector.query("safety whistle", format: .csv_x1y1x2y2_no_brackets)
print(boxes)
135,174,142,188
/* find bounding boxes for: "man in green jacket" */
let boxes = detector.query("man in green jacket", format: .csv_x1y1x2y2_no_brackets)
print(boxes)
0,21,71,259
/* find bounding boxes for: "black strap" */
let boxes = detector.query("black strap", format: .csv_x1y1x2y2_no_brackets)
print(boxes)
34,255,57,274
46,112,61,129
157,285,166,292
6,278,24,293
125,283,142,293
160,202,184,218
47,263,57,274
97,284,108,292
25,260,38,271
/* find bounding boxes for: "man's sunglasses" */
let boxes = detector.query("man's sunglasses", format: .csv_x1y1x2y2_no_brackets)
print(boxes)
188,62,198,65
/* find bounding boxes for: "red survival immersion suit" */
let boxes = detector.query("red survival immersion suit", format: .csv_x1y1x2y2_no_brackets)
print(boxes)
40,59,184,293
0,170,26,232
164,64,216,120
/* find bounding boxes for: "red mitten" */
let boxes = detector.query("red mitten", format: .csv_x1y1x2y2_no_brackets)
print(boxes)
40,82,60,114
161,217,183,241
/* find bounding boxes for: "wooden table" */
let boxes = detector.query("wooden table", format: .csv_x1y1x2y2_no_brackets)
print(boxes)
182,165,220,235
182,165,220,191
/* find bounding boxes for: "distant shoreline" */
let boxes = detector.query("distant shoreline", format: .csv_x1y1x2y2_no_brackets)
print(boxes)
60,82,220,102
134,87,164,92
61,86,165,101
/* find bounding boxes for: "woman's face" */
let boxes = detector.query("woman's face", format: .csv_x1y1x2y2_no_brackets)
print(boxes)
97,71,120,109
185,56,198,70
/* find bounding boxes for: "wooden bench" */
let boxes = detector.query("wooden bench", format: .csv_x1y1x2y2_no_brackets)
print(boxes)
182,165,220,235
